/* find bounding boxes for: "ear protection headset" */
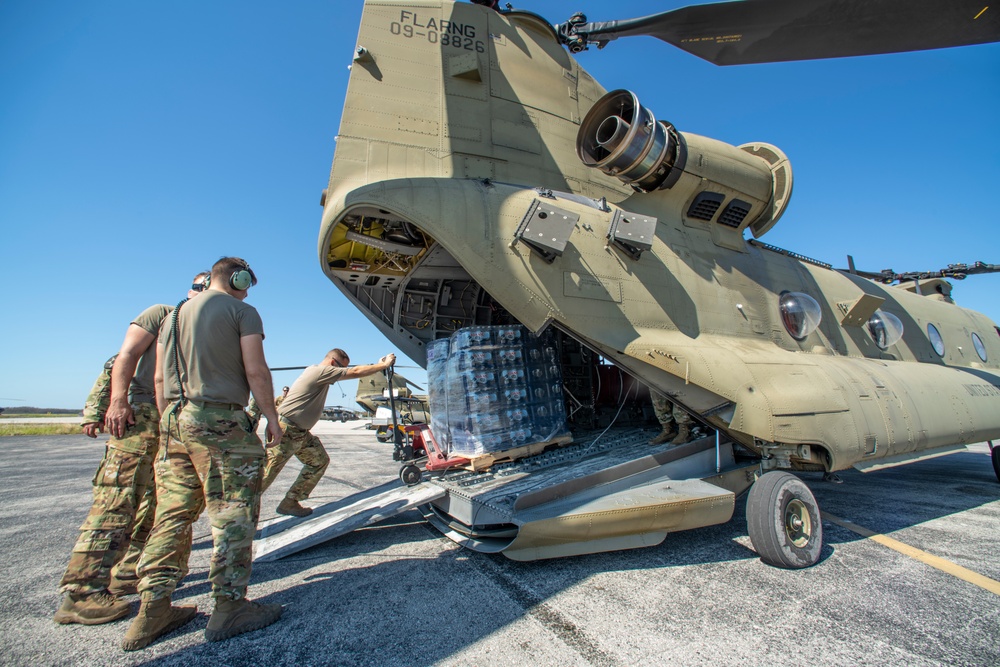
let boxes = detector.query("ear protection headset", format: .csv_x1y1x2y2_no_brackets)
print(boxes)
230,261,254,291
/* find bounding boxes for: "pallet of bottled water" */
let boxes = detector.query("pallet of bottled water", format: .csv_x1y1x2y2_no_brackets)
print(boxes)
426,326,567,457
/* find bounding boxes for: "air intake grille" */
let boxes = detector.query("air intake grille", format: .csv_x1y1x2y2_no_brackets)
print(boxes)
718,199,751,228
687,192,725,221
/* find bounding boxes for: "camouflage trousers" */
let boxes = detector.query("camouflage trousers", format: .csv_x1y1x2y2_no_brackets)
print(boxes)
651,390,693,428
137,403,264,602
60,402,160,596
260,418,330,501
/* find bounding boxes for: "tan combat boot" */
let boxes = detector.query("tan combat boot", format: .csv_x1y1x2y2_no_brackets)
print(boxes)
669,424,691,446
54,591,131,625
648,426,678,445
205,598,283,642
121,596,197,651
276,498,312,517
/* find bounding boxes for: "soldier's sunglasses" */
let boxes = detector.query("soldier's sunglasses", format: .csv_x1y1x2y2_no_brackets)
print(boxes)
191,283,207,292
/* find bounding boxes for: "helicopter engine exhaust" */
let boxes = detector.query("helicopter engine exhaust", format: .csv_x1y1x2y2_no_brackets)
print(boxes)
578,89,794,237
577,90,677,193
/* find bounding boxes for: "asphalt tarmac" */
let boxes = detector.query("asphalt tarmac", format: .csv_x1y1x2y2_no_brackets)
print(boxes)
1,421,998,667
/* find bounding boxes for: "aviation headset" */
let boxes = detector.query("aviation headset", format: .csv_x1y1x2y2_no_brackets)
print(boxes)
205,259,257,291
229,259,255,290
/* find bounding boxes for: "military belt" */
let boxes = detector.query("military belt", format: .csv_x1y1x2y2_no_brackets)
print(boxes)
130,393,155,405
188,400,245,411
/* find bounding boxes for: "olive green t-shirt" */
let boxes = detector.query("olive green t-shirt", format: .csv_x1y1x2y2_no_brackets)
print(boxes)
131,304,172,401
278,364,349,430
159,291,265,405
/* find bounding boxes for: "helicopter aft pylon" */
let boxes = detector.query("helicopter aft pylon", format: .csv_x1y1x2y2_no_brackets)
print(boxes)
305,0,1000,566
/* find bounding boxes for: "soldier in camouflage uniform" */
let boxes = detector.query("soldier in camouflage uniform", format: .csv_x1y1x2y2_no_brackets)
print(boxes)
55,273,209,627
123,257,284,651
261,350,395,517
245,385,289,430
649,389,695,446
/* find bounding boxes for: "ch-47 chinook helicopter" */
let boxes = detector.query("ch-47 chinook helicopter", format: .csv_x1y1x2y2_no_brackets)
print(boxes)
355,370,431,441
313,0,1000,568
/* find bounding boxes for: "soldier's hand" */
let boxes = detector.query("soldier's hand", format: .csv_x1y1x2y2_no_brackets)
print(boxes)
105,402,135,439
382,353,396,368
82,422,103,438
264,419,283,448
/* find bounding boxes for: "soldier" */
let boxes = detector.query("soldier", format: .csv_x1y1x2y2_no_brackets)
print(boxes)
122,257,283,651
648,389,695,446
261,349,396,517
54,273,209,626
246,385,290,429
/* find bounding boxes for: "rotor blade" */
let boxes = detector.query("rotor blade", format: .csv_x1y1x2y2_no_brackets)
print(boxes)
837,261,1000,283
575,0,1000,65
403,378,426,392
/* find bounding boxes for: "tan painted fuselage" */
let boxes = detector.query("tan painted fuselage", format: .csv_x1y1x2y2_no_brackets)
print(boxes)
318,0,1000,476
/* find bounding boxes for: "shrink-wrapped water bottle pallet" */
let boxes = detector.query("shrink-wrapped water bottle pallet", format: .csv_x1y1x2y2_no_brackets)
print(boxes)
461,432,573,471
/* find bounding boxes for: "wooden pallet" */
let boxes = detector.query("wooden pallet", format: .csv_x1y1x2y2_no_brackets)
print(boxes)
462,433,573,471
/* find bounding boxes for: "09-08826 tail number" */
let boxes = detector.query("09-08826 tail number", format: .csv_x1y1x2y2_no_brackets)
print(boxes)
390,11,486,53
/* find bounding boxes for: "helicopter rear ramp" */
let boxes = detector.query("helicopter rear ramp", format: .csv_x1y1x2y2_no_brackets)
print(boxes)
253,429,758,563
422,429,758,560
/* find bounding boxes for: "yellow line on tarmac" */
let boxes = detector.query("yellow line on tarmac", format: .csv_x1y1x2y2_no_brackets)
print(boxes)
822,511,1000,597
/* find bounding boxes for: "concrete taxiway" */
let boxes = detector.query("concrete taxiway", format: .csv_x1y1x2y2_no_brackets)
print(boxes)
1,421,998,666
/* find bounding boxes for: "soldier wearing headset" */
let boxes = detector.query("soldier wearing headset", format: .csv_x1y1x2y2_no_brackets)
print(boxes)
122,257,283,650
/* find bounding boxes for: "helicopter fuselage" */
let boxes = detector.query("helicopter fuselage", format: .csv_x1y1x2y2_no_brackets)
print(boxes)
318,0,1000,475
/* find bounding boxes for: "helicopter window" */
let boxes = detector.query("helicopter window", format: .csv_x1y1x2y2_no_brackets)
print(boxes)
718,199,751,228
867,310,904,350
686,192,725,221
972,333,987,362
927,323,945,357
779,292,822,340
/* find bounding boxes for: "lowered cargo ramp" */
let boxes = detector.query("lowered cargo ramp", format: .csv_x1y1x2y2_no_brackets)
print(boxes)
423,428,757,560
254,428,758,563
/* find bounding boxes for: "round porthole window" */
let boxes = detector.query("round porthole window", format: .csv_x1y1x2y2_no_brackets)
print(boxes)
779,292,822,340
972,333,987,362
867,310,904,350
927,323,945,357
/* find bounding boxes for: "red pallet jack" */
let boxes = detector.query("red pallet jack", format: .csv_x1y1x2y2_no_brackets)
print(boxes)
385,365,470,485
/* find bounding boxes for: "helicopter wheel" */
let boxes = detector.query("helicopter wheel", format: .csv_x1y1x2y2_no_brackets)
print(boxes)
746,471,823,569
991,443,999,484
400,464,422,486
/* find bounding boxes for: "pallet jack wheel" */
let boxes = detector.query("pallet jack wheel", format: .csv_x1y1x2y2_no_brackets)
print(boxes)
400,464,422,486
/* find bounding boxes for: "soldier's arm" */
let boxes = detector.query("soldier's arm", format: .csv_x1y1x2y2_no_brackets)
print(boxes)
106,324,157,438
241,334,282,448
81,356,117,438
154,341,167,415
340,353,396,380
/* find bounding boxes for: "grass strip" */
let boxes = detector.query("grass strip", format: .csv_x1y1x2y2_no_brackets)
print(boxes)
0,423,83,436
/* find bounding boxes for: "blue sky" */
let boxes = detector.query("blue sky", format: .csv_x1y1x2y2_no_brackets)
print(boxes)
1,0,998,409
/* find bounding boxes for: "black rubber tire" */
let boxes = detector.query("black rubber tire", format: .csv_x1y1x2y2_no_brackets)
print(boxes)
746,471,823,569
400,464,422,486
991,446,1000,484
